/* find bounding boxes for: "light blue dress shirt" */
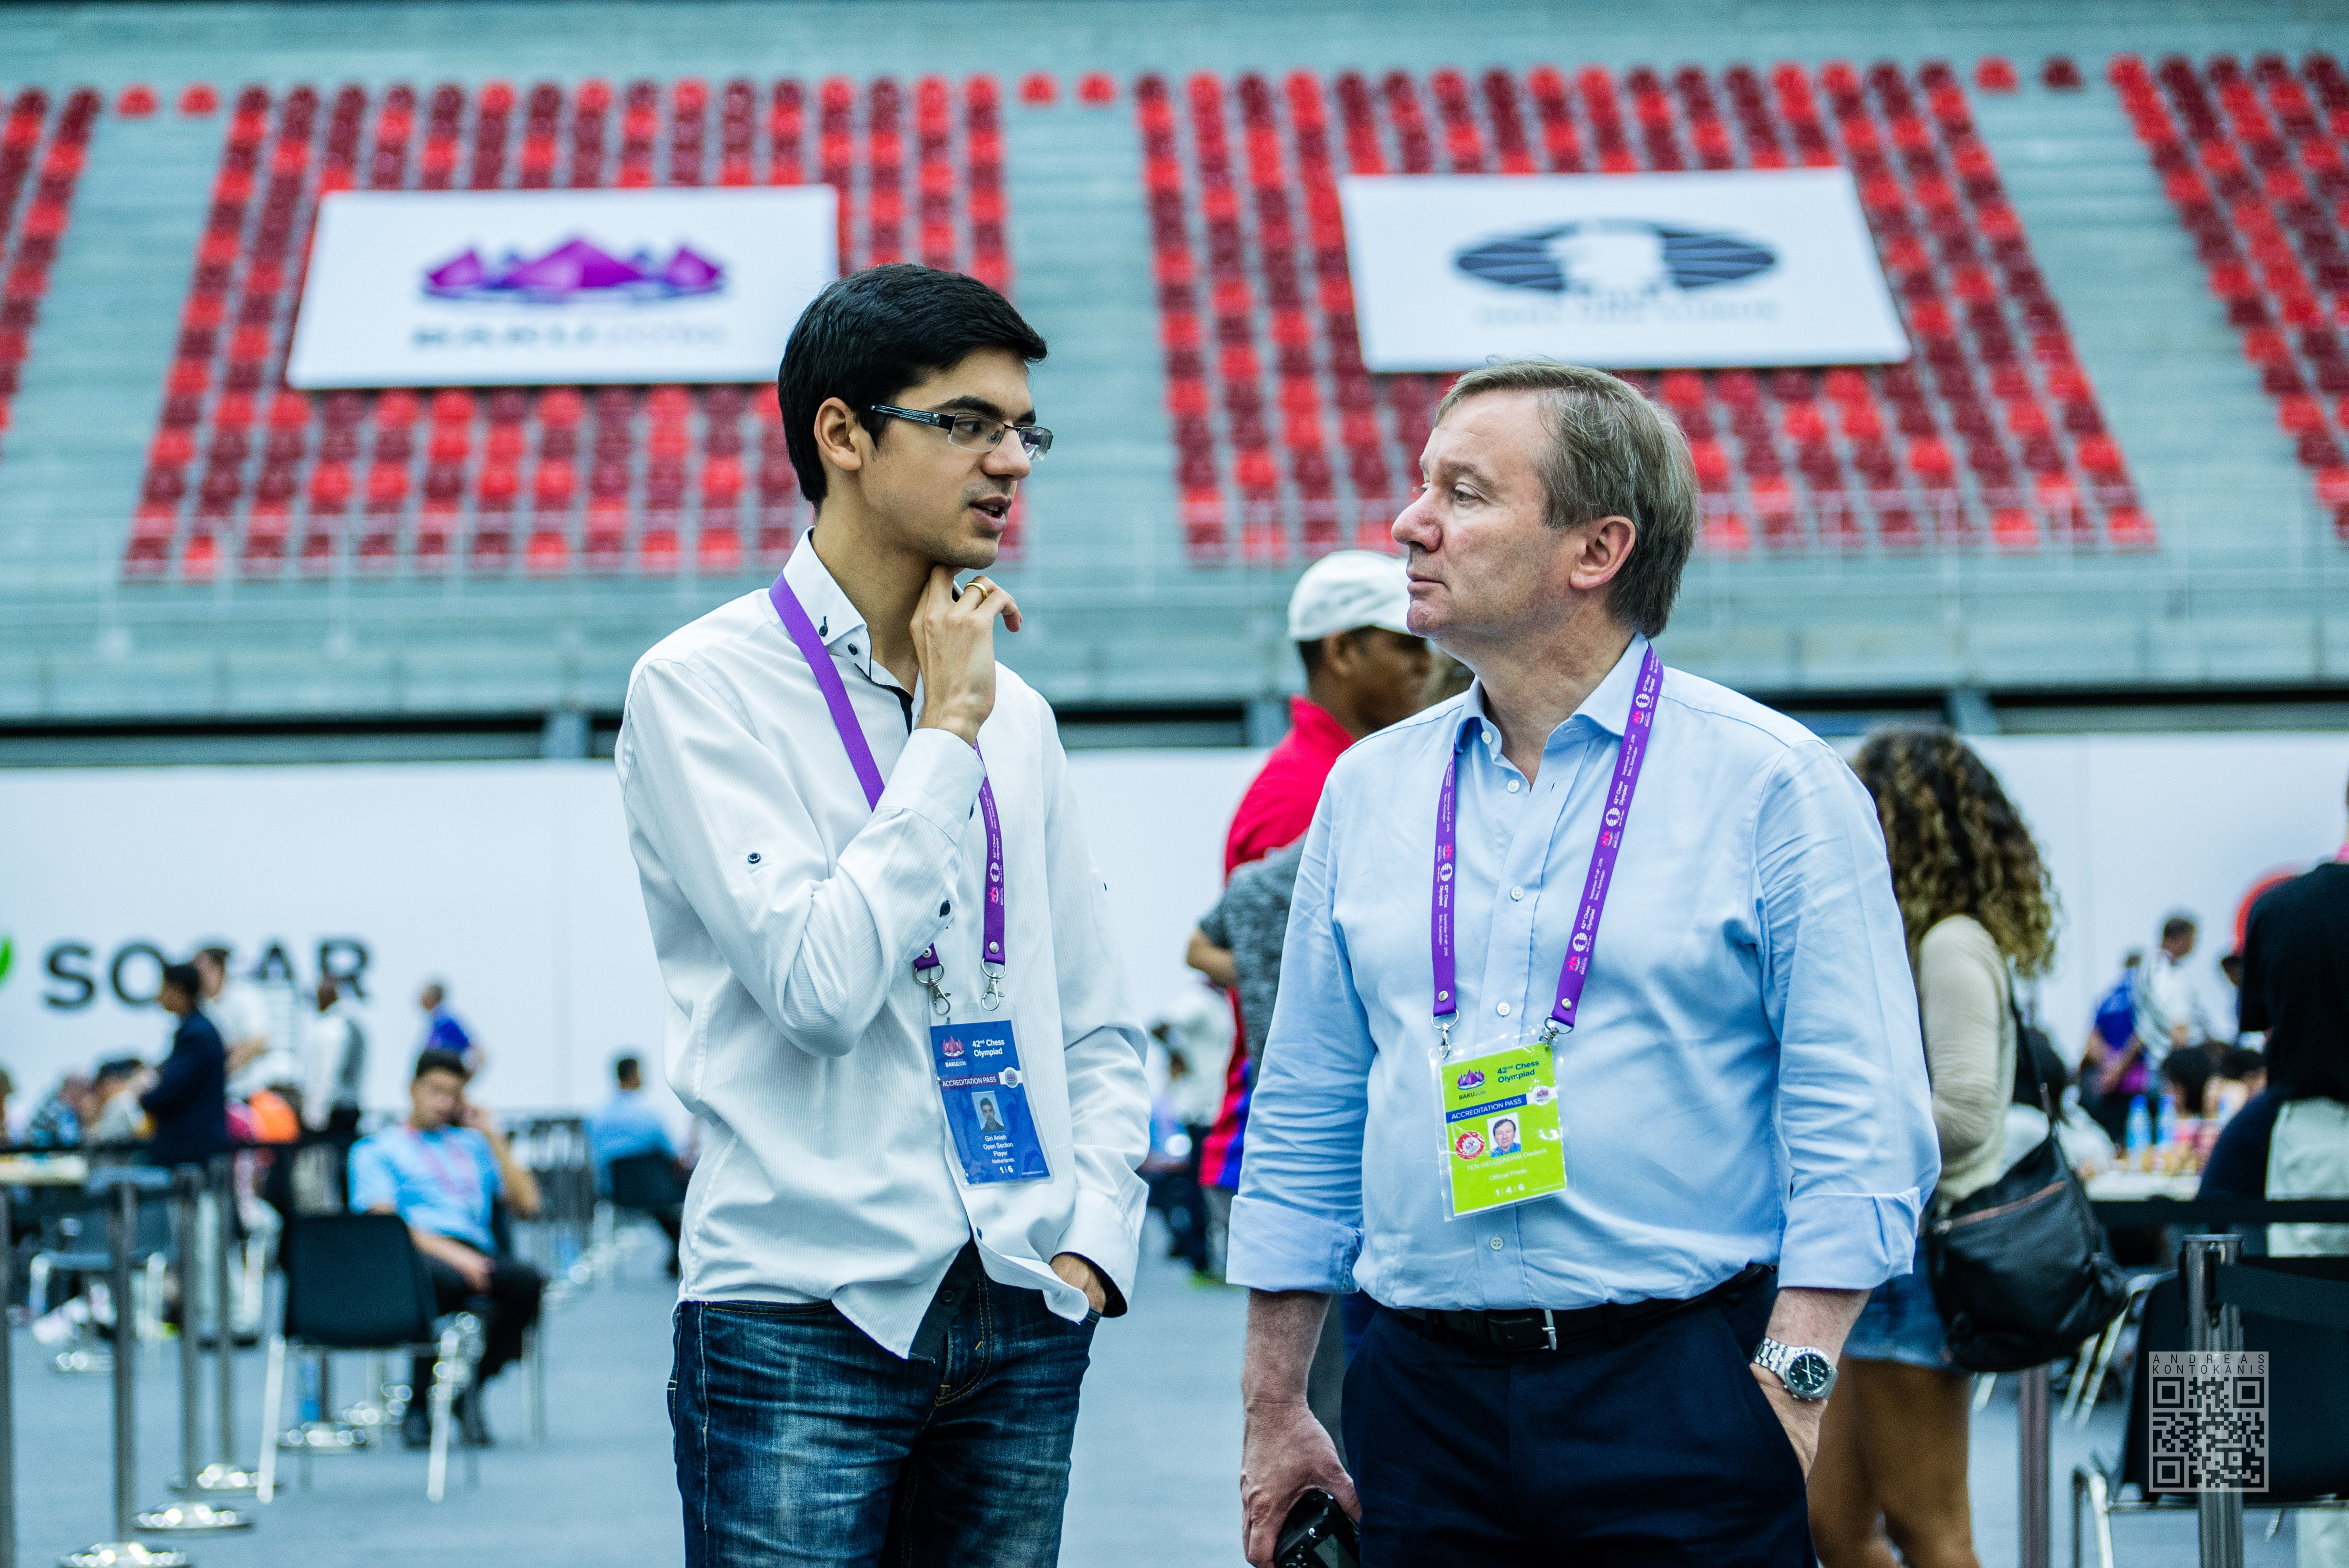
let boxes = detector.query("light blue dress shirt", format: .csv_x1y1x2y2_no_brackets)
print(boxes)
349,1126,503,1253
588,1089,675,1172
1227,635,1939,1311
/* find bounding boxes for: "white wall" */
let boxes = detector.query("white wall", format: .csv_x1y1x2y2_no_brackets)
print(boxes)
0,732,2336,1126
0,751,1262,1129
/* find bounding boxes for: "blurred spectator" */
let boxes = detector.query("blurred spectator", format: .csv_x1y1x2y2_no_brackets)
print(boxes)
2236,780,2349,1263
2163,1047,2216,1119
590,1054,683,1276
416,980,482,1073
2077,950,2146,1143
145,961,231,1167
2135,912,2208,1065
89,1058,150,1144
588,1054,673,1167
305,978,366,1135
1422,649,1475,708
195,945,290,1095
1815,728,2059,1568
1200,550,1427,1277
2213,1046,2267,1118
350,1048,543,1447
24,1073,92,1148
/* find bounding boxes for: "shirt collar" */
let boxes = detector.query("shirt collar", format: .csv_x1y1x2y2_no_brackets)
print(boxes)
1286,697,1356,759
779,531,895,690
1453,632,1652,759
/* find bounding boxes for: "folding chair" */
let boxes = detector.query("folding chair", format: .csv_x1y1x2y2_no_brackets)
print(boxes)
2072,1255,2349,1566
30,1186,172,1372
258,1213,479,1503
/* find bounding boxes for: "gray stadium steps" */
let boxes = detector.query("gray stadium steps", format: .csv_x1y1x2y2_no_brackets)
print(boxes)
0,1,2343,739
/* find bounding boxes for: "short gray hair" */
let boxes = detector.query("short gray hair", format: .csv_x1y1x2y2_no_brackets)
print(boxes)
1434,360,1697,638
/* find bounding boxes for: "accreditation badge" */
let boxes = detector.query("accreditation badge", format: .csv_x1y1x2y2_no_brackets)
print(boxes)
930,1020,1051,1185
1436,1039,1567,1217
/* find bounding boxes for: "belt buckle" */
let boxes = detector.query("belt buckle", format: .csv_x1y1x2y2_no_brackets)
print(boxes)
1541,1308,1556,1352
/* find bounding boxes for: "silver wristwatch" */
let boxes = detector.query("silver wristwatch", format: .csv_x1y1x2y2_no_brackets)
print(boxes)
1751,1336,1837,1401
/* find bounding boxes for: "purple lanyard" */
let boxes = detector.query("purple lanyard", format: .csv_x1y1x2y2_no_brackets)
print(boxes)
1430,646,1662,1051
769,569,1006,1006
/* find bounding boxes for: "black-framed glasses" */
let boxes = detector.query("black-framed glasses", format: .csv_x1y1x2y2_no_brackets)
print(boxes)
870,404,1054,459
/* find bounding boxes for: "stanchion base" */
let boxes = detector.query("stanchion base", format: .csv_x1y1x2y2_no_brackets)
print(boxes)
167,1464,259,1496
275,1421,365,1454
60,1542,193,1567
52,1348,111,1376
135,1502,252,1533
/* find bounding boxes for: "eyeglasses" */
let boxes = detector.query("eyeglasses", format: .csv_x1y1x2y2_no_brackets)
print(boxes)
869,404,1054,459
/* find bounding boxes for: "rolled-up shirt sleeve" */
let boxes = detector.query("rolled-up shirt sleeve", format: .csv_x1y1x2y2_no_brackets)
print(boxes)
1754,743,1939,1289
620,656,983,1058
1226,805,1369,1295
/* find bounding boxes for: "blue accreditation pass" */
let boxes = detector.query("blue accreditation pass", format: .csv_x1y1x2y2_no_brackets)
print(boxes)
930,1020,1050,1185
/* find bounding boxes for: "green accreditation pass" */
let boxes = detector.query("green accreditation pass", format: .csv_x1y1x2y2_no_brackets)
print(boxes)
1439,1039,1567,1217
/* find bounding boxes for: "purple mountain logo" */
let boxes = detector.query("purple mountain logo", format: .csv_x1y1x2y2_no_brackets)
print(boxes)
421,237,726,304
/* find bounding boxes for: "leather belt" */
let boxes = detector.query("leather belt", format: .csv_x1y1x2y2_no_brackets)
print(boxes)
1391,1263,1774,1357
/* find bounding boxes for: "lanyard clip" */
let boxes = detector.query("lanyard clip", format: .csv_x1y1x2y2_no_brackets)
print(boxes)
980,967,1005,1011
915,961,952,1018
1433,1017,1455,1061
1537,1017,1569,1046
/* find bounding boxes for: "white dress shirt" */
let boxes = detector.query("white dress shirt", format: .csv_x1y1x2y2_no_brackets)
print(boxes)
616,537,1151,1355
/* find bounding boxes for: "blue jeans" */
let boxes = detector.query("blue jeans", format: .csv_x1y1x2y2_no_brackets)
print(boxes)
672,1276,1098,1568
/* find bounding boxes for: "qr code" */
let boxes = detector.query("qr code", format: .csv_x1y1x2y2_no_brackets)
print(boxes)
2148,1351,2268,1493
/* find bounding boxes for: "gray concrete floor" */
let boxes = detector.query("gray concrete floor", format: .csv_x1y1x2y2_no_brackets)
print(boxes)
0,1227,2315,1565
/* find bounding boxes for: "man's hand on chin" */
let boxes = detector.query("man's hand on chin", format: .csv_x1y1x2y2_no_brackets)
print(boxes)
1750,1366,1822,1475
1050,1252,1107,1313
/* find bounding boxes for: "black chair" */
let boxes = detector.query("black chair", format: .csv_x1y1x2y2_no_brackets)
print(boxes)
28,1186,174,1370
2072,1255,2349,1565
258,1213,479,1503
606,1150,685,1212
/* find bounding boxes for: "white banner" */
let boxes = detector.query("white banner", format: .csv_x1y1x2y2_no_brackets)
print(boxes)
285,188,839,388
1339,170,1910,371
0,732,2335,1128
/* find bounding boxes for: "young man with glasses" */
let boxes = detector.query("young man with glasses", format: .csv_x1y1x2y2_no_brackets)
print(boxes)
618,264,1149,1568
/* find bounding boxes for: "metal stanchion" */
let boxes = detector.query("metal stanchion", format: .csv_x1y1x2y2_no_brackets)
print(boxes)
137,1171,248,1537
62,1167,186,1568
2183,1234,2246,1568
184,1160,256,1497
2018,1363,2051,1568
0,1185,16,1568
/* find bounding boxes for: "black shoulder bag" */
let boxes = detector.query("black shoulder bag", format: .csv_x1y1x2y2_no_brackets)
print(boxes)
1924,997,2127,1373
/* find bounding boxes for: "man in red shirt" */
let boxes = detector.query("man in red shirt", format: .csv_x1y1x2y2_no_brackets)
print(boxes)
1198,550,1429,1224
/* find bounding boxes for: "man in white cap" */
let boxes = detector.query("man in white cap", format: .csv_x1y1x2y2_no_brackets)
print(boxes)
1191,550,1429,1265
1222,550,1432,875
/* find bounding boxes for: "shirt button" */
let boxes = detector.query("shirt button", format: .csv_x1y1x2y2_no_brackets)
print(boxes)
939,901,952,918
1496,1001,1511,1017
1488,1236,1504,1251
1506,778,1521,794
1509,886,1523,901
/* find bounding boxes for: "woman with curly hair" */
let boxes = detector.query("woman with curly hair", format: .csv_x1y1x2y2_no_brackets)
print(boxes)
1810,726,2058,1568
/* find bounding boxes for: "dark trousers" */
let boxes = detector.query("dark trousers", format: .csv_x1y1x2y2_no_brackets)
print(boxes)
671,1276,1097,1568
1343,1279,1812,1567
420,1254,543,1383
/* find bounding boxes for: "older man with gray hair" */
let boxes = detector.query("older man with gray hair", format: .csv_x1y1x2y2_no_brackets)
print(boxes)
1231,361,1938,1566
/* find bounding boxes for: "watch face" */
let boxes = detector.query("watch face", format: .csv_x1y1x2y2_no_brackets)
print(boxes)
1786,1351,1836,1399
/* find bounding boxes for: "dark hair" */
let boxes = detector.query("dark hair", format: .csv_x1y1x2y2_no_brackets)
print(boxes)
2161,915,2197,942
196,945,230,968
1434,360,1698,637
1295,632,1356,680
614,1054,641,1083
160,961,204,998
778,263,1048,508
414,1048,471,1083
94,1056,145,1084
1852,726,2059,977
2162,1048,2214,1116
2221,1046,2266,1081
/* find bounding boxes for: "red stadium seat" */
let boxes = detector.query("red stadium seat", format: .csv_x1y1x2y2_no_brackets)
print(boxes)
129,75,987,578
